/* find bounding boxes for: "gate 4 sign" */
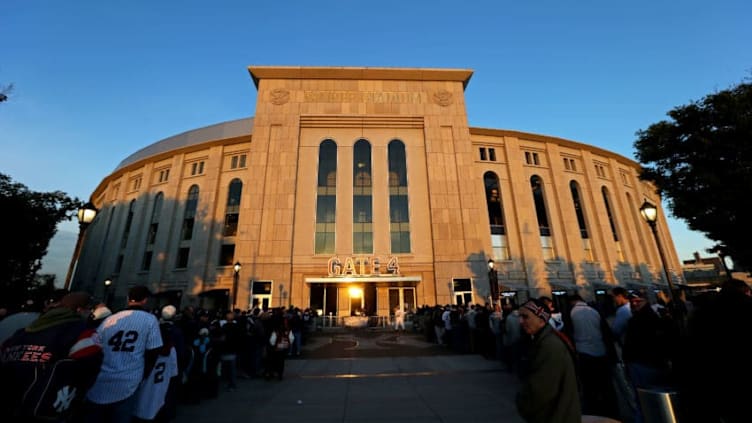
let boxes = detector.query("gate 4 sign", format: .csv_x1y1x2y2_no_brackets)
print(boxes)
327,256,400,277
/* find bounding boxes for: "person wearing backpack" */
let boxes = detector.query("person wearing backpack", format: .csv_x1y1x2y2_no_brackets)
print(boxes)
0,292,102,423
265,314,294,380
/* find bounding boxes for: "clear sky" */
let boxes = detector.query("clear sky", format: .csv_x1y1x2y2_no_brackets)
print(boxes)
2,0,750,284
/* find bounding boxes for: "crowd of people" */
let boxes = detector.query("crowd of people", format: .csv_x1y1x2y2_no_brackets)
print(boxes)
409,278,752,423
3,278,751,423
0,285,315,423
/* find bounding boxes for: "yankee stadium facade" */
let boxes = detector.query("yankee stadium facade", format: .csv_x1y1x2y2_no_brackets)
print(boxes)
71,66,682,316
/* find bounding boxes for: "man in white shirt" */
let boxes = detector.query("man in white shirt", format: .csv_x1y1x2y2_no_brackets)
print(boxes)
84,286,163,423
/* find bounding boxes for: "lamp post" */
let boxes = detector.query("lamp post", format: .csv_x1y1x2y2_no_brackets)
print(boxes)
232,261,242,310
639,200,676,302
103,278,112,307
488,259,499,305
64,201,98,290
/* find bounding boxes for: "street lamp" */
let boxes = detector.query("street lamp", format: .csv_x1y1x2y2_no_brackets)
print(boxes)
64,201,98,290
639,200,676,302
232,261,242,310
488,259,499,305
103,278,112,307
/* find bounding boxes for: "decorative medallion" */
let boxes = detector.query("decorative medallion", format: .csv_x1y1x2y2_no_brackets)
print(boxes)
432,90,453,107
270,88,290,105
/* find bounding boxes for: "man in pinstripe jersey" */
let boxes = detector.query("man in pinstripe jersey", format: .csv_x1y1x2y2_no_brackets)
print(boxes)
83,285,162,423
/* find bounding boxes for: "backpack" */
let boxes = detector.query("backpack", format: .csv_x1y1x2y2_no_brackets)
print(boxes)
275,331,290,351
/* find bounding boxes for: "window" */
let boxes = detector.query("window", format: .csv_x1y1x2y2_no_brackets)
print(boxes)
480,148,487,161
570,181,593,261
131,177,142,191
620,171,629,185
595,163,606,178
453,278,473,305
389,140,411,253
176,247,190,269
190,161,205,176
230,154,247,169
181,185,199,241
353,139,373,254
525,151,540,166
219,244,235,266
602,187,624,261
563,158,577,171
315,140,337,254
531,176,555,260
120,200,136,249
484,171,509,260
157,168,170,183
223,179,242,236
141,192,163,271
489,148,496,162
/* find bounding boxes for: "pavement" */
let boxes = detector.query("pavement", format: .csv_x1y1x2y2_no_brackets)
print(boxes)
175,328,525,422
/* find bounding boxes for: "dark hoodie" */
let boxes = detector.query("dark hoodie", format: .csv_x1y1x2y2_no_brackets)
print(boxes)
0,307,102,421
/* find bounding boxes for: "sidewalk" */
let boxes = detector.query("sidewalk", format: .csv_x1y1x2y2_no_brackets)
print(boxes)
175,330,525,422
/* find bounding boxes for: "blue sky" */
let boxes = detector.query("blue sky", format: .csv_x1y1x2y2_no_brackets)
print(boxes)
2,0,750,284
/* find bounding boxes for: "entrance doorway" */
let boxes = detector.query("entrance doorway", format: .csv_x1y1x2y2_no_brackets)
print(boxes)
388,287,416,315
250,280,272,311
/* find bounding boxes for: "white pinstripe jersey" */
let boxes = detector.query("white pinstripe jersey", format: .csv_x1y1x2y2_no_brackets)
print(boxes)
133,347,178,420
85,309,163,404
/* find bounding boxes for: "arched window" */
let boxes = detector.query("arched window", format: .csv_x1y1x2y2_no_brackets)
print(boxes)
531,176,555,260
484,171,509,260
177,185,199,269
570,181,593,261
602,186,624,261
353,139,372,254
142,192,164,271
224,179,242,237
389,140,410,253
115,199,136,273
315,140,337,254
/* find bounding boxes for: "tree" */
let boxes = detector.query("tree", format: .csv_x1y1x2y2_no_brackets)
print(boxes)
634,80,752,271
0,173,80,306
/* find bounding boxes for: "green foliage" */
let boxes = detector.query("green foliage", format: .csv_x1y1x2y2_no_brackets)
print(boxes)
634,80,752,270
0,173,80,306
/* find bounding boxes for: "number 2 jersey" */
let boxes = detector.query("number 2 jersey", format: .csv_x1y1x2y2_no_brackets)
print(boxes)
133,346,178,420
86,309,163,404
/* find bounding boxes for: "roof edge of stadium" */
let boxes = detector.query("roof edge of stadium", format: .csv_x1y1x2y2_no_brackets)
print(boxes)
247,66,474,89
114,117,254,171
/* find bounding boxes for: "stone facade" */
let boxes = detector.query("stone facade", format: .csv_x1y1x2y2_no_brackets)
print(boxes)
72,66,681,315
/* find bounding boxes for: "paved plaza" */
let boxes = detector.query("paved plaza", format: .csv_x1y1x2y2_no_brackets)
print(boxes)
175,329,525,422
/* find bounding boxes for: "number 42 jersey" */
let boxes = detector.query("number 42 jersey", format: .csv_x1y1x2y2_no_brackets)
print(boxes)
85,309,163,404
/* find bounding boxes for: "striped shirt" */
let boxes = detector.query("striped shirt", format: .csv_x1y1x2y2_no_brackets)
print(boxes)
133,347,178,420
86,309,163,404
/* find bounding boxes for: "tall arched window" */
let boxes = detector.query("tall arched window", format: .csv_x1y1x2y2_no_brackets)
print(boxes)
531,176,555,260
484,171,509,260
570,181,593,261
602,187,624,261
142,192,164,271
115,199,136,273
177,185,199,269
315,140,337,254
388,140,410,253
224,179,242,237
353,139,372,254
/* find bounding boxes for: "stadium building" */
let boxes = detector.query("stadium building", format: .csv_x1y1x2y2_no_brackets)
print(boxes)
72,66,682,317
